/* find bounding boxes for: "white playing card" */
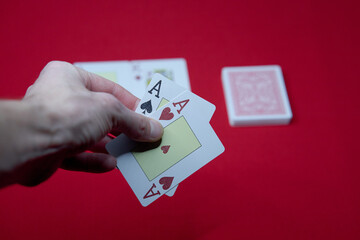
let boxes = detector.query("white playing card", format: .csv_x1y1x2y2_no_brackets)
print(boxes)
74,58,191,99
106,73,186,154
164,185,177,197
130,58,191,91
135,73,187,116
74,61,135,91
106,73,186,157
134,73,186,197
106,73,186,196
105,134,177,197
107,89,224,206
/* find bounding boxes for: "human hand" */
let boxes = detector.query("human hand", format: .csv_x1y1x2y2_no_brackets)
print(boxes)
0,61,163,187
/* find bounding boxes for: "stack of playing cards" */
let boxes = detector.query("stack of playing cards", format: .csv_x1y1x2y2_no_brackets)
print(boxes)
74,58,191,98
106,74,224,206
222,65,292,126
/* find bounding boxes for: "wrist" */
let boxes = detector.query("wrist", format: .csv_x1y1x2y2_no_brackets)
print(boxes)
0,100,67,175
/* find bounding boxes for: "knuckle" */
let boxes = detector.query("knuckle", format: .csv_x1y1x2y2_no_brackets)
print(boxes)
41,61,74,76
26,85,33,92
45,60,69,69
24,85,34,97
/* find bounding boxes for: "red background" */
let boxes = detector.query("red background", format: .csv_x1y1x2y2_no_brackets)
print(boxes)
0,1,359,239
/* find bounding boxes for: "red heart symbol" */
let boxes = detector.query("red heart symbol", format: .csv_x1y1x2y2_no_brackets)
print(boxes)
159,177,174,190
161,145,170,154
159,107,174,120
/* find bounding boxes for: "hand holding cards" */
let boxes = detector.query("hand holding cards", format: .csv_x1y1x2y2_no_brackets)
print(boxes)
106,74,224,206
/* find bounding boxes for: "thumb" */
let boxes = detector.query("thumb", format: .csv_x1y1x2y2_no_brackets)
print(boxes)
105,96,164,142
120,110,164,142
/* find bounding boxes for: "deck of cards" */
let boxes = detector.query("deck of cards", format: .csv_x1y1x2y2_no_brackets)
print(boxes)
222,65,292,126
105,74,224,206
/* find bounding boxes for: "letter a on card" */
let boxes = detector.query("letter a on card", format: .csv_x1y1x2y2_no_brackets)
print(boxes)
173,99,190,114
148,80,162,98
143,183,160,199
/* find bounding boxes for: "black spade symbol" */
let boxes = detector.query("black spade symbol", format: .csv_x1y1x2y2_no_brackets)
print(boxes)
140,100,152,114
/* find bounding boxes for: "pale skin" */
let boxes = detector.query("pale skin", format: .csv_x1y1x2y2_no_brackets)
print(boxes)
0,61,164,188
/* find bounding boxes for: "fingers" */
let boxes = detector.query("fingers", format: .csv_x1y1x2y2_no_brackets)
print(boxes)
36,61,162,143
61,152,116,173
88,136,112,153
123,112,164,142
91,91,163,142
74,64,162,142
109,101,163,142
15,156,62,187
74,66,139,111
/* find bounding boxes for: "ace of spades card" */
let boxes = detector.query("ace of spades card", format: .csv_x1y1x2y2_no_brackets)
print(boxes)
135,74,187,196
135,73,187,196
106,85,224,206
137,73,186,116
106,74,187,197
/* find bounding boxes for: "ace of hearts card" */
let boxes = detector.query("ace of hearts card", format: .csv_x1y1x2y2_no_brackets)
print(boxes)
107,74,187,197
106,76,224,206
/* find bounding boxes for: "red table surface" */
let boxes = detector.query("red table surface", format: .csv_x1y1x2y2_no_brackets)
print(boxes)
0,1,359,239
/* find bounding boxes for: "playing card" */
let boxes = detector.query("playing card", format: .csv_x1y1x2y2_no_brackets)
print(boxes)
104,133,177,197
74,60,147,98
106,73,186,156
135,73,186,116
222,65,292,126
164,185,177,197
106,90,224,206
74,61,130,85
130,58,191,91
74,58,191,99
107,73,186,196
134,73,186,196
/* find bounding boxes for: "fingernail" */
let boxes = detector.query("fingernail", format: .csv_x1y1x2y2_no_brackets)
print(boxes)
149,119,163,140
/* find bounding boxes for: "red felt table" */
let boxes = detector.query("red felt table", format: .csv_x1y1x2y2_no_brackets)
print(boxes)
0,1,359,239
